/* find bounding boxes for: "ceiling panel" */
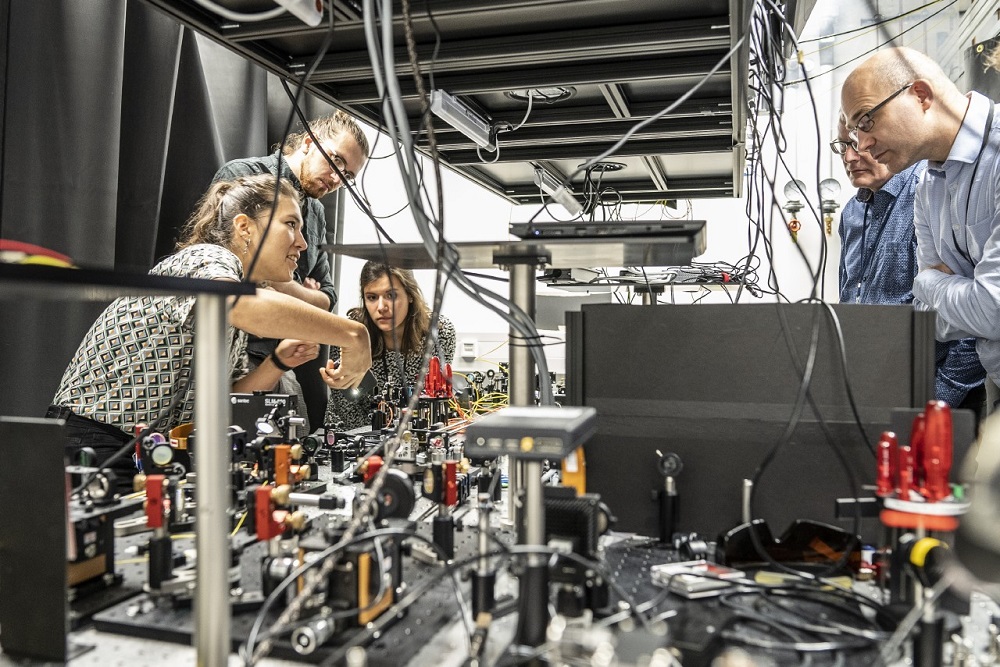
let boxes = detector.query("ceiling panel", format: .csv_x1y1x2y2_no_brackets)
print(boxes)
138,0,793,205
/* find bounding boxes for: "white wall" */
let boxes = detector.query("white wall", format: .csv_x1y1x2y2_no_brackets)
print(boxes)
339,149,513,332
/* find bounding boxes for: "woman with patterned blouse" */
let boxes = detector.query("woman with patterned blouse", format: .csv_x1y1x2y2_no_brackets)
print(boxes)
51,174,371,474
325,262,455,430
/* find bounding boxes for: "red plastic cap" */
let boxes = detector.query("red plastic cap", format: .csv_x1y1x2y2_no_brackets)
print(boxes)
363,455,384,483
876,431,897,497
923,401,953,502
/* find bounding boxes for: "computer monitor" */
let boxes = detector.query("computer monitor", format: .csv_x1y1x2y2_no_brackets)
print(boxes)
566,303,937,541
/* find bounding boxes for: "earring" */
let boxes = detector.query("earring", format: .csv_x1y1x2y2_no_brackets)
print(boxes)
244,236,250,257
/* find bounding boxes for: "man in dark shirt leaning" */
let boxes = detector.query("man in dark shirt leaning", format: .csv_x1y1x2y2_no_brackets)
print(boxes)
213,111,370,428
832,118,986,417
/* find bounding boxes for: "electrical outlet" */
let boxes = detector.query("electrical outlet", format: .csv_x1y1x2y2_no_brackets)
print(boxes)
460,339,479,360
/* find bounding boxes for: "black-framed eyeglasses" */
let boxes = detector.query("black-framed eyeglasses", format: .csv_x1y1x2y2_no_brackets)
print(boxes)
331,152,356,185
848,82,913,143
829,139,854,156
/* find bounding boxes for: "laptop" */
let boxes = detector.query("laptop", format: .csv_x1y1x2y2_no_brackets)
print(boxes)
509,219,705,240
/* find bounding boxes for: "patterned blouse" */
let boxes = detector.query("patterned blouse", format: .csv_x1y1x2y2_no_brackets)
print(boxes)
324,315,456,430
53,244,250,433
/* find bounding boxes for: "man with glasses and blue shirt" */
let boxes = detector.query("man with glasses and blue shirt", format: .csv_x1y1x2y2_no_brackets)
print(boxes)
832,118,985,416
842,47,1000,411
213,110,370,428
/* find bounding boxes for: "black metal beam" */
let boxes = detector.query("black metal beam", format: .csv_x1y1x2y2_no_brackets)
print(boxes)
332,0,362,22
419,116,733,151
135,0,747,204
357,97,735,135
322,53,731,102
505,176,734,199
440,136,735,165
451,167,735,204
141,0,317,82
511,189,734,205
285,18,728,80
381,152,737,203
510,97,735,125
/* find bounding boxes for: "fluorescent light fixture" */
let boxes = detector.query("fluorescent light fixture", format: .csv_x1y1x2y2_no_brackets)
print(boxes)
274,0,323,27
534,168,583,217
430,89,495,151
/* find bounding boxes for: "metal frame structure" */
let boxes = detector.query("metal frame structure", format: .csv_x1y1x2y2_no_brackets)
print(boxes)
137,0,779,205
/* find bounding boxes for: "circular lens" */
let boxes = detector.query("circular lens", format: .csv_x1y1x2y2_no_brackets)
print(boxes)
151,444,174,467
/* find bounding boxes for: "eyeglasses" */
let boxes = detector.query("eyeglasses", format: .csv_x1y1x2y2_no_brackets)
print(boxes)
330,152,356,186
847,82,913,144
829,139,854,155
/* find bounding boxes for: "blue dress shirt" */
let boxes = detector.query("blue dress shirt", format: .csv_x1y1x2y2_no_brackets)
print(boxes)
840,163,985,407
913,91,1000,387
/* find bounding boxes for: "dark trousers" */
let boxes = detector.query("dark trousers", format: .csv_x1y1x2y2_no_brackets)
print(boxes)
958,383,988,432
45,405,135,479
247,336,329,430
294,344,330,431
988,379,1000,416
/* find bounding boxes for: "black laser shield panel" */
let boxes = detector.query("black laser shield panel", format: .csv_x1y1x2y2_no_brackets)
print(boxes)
567,303,936,541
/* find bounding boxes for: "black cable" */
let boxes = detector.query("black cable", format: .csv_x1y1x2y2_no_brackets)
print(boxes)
757,588,892,640
744,304,852,581
759,0,830,300
247,3,446,656
785,0,958,85
237,3,340,308
798,62,829,299
250,534,391,646
736,3,795,304
87,0,344,500
461,270,508,283
320,542,514,667
243,526,462,664
758,303,864,578
292,17,483,667
358,89,421,221
815,300,875,451
799,0,947,43
279,80,396,244
522,31,750,229
367,0,555,410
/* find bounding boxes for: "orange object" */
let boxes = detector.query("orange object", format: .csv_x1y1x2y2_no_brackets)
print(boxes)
562,446,586,495
361,455,383,483
274,445,291,487
879,509,958,532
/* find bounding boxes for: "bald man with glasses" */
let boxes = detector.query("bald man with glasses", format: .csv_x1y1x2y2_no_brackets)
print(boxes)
842,47,1000,411
832,119,984,415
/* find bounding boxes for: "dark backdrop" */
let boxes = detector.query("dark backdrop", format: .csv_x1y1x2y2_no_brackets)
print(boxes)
0,0,341,418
